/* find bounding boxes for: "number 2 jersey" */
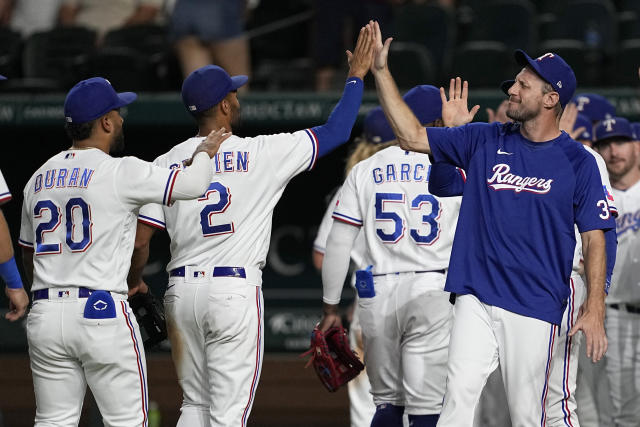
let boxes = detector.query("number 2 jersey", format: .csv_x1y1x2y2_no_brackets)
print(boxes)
332,145,462,275
138,131,318,273
19,148,179,293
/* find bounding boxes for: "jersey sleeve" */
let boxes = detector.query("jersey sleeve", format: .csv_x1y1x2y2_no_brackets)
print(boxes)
115,157,180,209
573,154,616,233
428,162,466,197
593,150,618,217
136,154,170,229
313,191,340,253
0,169,12,205
426,122,493,169
332,168,362,227
18,184,34,249
264,130,318,181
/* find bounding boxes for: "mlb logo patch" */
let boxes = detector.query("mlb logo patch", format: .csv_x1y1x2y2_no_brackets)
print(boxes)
58,290,71,298
193,271,206,278
65,153,76,159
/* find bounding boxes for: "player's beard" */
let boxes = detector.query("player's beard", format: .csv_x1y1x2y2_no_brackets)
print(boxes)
230,103,242,128
110,127,125,154
506,101,540,123
607,153,638,181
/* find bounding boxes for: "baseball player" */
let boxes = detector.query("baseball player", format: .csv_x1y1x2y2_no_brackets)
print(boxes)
593,117,640,426
18,77,229,426
320,84,462,427
571,93,616,124
312,106,398,427
0,74,28,321
126,24,375,427
369,20,614,425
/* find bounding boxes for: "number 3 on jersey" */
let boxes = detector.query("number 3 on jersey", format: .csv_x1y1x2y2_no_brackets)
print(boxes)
199,182,234,236
375,192,441,245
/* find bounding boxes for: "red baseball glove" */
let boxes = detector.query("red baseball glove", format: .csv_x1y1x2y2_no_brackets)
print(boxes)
301,325,364,392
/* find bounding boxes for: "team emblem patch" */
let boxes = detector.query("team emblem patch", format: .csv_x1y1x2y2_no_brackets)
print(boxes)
83,290,116,320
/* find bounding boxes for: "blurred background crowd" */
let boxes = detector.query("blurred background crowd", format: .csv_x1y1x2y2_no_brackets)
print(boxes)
0,0,638,94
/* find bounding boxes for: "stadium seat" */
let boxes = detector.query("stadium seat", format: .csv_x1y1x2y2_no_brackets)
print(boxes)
619,11,640,41
537,39,600,86
545,0,617,53
103,24,168,55
84,47,157,92
394,3,455,81
470,0,537,52
451,41,513,88
387,42,437,90
22,27,97,90
613,39,640,86
251,58,314,91
0,28,23,78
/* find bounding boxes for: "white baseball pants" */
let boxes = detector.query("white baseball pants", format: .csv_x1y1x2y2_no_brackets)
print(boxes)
605,303,640,426
437,294,557,427
164,269,263,427
358,271,452,415
27,291,148,427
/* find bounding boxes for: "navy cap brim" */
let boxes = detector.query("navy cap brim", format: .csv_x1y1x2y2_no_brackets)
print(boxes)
114,91,137,109
230,75,248,91
500,80,514,96
595,132,634,144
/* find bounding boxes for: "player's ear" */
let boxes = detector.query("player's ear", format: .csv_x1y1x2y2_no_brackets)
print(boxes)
98,114,111,133
543,91,560,110
220,99,231,116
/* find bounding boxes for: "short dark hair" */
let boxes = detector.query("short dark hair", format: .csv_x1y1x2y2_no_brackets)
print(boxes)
64,119,96,141
193,105,217,126
541,82,563,117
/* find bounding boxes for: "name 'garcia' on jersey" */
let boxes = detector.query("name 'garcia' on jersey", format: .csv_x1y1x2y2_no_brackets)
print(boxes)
372,162,432,184
33,167,95,193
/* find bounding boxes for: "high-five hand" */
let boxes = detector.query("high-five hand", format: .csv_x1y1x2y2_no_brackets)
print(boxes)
441,77,480,127
370,20,392,74
347,23,375,80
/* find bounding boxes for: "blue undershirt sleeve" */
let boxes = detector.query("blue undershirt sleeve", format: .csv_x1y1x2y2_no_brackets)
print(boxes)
311,77,364,158
604,227,617,294
428,162,465,197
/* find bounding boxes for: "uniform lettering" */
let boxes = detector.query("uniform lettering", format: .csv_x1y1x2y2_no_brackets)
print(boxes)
212,151,251,174
34,174,42,193
79,169,93,188
34,168,94,193
44,169,55,189
56,168,68,187
616,209,640,236
68,168,80,187
400,163,411,181
237,151,249,172
487,163,553,194
372,162,429,185
386,164,397,182
372,168,383,184
223,152,233,172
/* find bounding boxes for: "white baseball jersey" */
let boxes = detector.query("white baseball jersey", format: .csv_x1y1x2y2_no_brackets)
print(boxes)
572,145,617,271
333,146,461,274
138,131,317,271
0,169,12,205
314,190,367,270
607,179,640,304
19,148,179,293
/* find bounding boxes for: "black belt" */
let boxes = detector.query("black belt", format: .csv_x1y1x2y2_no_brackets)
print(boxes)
373,269,445,277
169,266,246,279
609,303,640,314
33,287,94,300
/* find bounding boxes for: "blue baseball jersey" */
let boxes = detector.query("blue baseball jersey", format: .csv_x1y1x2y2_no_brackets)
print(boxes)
427,122,615,324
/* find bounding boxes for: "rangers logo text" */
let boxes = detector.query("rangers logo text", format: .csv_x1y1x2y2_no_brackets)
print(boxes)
487,164,553,194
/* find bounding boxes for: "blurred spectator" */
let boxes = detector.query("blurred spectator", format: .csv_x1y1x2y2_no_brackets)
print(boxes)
571,92,616,124
313,0,395,91
0,0,62,36
58,0,163,39
169,0,251,84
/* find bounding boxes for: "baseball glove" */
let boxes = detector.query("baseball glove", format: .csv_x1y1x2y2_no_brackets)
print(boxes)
301,325,364,392
128,289,167,349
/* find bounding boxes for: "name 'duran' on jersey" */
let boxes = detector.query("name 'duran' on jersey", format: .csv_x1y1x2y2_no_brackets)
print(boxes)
487,164,553,194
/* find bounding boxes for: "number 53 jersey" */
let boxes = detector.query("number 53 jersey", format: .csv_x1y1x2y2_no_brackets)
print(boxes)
19,148,178,293
138,131,318,272
333,146,462,275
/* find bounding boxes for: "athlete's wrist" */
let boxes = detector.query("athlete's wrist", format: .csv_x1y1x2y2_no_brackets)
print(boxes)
0,257,23,289
322,302,339,315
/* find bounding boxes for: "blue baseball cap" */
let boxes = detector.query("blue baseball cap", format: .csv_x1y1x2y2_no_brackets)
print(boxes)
403,85,442,125
570,93,616,123
64,77,137,124
574,113,593,142
513,49,576,107
181,65,248,115
594,117,635,143
631,122,640,140
363,106,395,144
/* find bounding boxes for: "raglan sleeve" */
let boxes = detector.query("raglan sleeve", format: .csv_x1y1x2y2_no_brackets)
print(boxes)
264,130,319,181
137,155,170,230
426,122,493,170
313,191,341,254
116,157,182,209
332,168,363,228
573,154,616,233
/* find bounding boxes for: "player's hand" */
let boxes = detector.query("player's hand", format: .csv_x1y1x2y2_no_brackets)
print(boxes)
5,287,29,322
569,300,608,363
559,103,586,140
486,100,510,124
441,77,480,127
370,20,392,75
128,279,149,297
318,302,342,333
189,127,232,163
346,22,374,80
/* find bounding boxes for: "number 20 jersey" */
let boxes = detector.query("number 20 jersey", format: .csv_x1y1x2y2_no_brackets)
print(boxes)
138,131,318,272
333,146,462,275
19,149,178,293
